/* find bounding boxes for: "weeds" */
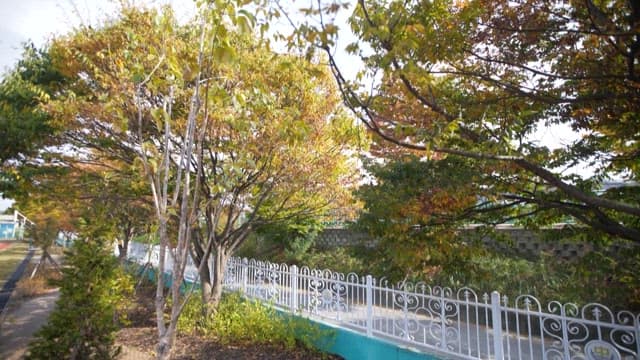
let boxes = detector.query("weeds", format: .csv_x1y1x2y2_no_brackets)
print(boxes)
177,291,332,351
15,276,50,298
14,265,62,299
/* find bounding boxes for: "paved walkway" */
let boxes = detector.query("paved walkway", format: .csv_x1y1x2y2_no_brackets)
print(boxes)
0,248,62,360
0,290,60,360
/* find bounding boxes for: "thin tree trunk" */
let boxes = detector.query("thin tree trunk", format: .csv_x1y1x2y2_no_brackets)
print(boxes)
157,264,185,360
199,262,213,303
155,219,171,360
118,226,133,263
118,242,126,262
210,244,228,307
156,327,174,360
190,228,213,304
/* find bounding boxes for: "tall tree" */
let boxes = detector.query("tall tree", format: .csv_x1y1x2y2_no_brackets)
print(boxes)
0,44,65,164
25,216,62,277
0,7,188,358
354,155,502,280
30,3,358,358
282,0,640,243
44,7,212,358
0,44,66,197
178,33,358,306
7,152,153,260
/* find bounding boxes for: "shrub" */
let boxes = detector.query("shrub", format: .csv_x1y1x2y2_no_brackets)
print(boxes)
26,238,133,359
298,247,367,275
431,250,640,311
300,244,640,311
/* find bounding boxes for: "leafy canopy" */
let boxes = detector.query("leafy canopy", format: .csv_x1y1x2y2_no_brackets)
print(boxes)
284,0,640,243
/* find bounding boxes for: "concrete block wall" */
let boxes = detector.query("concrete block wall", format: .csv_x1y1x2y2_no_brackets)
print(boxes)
314,227,635,259
315,228,375,248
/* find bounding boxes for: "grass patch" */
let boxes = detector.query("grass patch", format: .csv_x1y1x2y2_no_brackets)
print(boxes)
0,241,30,289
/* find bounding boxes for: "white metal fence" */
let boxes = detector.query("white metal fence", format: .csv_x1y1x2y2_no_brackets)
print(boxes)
124,242,640,360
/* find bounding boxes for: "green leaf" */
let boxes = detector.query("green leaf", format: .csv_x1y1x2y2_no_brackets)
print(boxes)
213,45,237,64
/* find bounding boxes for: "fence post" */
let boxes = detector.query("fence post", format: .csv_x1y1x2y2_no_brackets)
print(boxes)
241,258,248,294
439,291,447,350
290,265,298,312
491,291,505,360
366,275,373,337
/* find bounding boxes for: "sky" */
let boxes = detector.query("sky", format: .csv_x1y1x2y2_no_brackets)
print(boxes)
0,0,200,74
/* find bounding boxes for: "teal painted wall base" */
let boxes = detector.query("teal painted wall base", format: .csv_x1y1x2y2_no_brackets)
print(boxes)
292,314,439,360
127,262,442,360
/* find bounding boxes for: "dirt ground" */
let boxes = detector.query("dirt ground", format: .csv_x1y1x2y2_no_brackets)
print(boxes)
116,283,342,360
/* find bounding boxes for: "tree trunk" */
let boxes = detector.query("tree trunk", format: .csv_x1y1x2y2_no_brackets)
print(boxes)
117,242,126,262
199,260,213,304
154,219,173,360
154,284,185,360
158,245,188,360
118,225,134,263
190,228,213,304
156,326,175,360
209,244,228,307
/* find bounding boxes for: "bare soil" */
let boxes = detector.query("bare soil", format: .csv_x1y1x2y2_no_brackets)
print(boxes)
116,282,343,360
